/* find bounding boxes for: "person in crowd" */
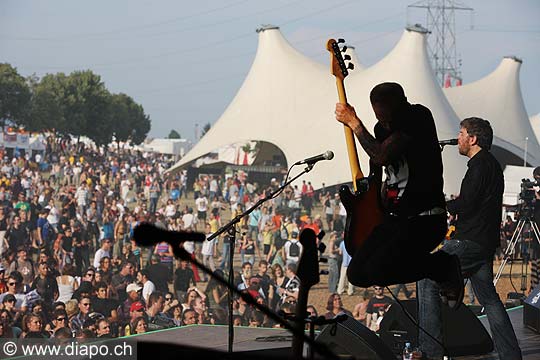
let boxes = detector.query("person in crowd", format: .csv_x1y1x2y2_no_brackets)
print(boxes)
201,223,218,277
70,295,92,332
337,236,355,296
181,287,205,313
365,286,394,332
137,269,155,304
174,259,196,302
93,239,112,269
147,254,171,294
418,118,522,360
21,313,49,338
181,309,198,326
129,316,148,335
145,291,174,330
352,291,370,326
31,261,59,305
323,293,353,320
205,269,228,311
324,232,341,293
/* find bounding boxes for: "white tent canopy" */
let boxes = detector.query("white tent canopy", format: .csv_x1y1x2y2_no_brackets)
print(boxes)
169,25,470,196
502,165,536,206
444,57,540,166
530,113,540,145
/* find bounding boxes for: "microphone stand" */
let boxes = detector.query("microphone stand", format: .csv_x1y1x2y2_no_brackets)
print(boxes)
166,240,337,359
206,163,316,355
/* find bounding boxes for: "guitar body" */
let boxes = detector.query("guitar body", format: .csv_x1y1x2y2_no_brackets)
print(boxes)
339,168,384,256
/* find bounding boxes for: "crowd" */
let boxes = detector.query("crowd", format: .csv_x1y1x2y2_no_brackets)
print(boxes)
0,135,524,343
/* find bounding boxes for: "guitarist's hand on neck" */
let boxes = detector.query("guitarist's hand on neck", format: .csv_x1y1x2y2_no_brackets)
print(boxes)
335,103,365,134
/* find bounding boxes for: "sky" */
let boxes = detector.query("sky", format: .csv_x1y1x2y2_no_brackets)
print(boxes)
1,0,539,143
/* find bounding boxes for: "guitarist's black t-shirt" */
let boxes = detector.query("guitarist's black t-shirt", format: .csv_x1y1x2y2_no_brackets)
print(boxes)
374,103,445,217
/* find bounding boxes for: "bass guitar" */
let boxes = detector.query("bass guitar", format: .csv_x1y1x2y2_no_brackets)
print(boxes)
326,38,384,256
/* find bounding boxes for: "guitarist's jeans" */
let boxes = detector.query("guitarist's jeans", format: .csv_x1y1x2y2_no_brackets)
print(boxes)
346,213,451,287
418,239,522,360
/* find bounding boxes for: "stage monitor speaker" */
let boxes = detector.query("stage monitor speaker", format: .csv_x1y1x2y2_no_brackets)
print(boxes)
523,284,540,333
378,299,493,357
315,315,396,360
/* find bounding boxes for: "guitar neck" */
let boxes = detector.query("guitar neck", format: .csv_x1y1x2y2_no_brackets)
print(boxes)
335,78,365,192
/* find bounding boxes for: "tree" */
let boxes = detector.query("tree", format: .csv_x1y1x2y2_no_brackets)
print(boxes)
168,130,181,139
0,63,31,127
25,73,68,133
63,70,113,146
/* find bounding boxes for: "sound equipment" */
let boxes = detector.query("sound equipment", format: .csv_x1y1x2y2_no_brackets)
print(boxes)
315,315,395,360
378,300,493,357
524,284,540,333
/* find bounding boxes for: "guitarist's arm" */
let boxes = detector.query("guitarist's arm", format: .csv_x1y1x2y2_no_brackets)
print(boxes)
335,103,411,166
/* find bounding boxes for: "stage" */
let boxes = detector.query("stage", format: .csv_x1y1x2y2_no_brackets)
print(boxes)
458,306,540,360
131,306,539,359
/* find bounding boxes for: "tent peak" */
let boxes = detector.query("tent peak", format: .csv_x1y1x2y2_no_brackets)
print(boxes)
256,24,279,33
503,55,522,64
406,23,430,34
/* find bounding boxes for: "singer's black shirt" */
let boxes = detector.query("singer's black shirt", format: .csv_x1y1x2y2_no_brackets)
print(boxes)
446,149,504,256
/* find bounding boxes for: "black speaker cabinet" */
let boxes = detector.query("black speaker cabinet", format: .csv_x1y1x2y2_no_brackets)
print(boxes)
315,315,396,360
524,284,540,333
378,299,494,357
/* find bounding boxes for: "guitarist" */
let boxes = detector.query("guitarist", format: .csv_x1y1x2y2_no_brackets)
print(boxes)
334,82,464,309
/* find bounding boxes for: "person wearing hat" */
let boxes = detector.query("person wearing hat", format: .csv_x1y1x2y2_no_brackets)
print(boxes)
118,283,143,326
123,301,145,336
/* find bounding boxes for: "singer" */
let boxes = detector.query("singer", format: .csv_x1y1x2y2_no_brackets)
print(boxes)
334,82,463,307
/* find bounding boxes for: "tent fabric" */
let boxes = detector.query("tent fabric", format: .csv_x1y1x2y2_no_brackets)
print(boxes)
530,113,540,145
444,57,540,165
168,25,474,196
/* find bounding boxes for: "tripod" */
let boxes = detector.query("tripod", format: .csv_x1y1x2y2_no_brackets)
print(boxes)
494,214,540,288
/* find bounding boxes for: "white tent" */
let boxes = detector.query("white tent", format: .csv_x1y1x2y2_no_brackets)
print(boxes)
444,57,540,166
502,165,536,206
168,25,468,196
530,113,540,145
144,138,192,157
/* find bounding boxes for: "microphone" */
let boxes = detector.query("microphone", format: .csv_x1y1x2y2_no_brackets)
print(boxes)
133,222,206,248
295,150,334,165
439,139,458,146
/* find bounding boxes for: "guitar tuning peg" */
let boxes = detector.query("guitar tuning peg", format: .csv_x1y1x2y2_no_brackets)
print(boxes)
337,38,345,43
347,63,355,70
341,45,348,52
344,55,351,60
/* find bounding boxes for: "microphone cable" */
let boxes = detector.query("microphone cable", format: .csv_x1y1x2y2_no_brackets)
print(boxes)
385,285,449,356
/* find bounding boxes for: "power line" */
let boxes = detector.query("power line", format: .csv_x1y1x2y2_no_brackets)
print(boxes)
0,0,251,41
11,0,357,70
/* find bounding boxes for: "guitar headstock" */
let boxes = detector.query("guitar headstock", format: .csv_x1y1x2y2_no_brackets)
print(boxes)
326,38,354,80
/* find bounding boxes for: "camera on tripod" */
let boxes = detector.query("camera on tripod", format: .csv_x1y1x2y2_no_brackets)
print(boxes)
518,167,540,219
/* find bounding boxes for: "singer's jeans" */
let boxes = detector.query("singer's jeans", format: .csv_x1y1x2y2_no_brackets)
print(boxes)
418,239,522,360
